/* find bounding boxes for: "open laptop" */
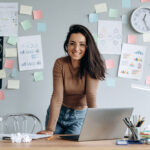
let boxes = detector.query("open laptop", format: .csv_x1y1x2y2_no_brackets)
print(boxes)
60,107,133,142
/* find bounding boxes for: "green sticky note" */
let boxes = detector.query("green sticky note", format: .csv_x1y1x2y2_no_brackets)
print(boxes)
34,72,43,81
21,20,32,31
92,33,98,43
7,36,17,45
109,8,119,18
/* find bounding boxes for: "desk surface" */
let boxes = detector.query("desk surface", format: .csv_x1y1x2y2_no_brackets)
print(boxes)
0,135,150,150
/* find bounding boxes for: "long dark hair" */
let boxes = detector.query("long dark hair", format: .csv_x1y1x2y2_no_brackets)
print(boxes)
64,24,105,80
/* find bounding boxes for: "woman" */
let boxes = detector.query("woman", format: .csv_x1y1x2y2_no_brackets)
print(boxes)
38,24,105,135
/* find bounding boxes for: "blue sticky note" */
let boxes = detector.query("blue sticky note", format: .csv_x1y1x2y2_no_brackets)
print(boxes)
122,15,128,24
37,22,46,32
89,13,98,23
122,0,131,8
106,78,116,87
11,68,18,78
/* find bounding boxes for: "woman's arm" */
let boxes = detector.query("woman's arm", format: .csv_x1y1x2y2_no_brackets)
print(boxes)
86,73,99,108
37,59,64,134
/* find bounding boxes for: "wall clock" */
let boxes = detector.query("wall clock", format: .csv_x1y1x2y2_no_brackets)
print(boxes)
130,7,150,33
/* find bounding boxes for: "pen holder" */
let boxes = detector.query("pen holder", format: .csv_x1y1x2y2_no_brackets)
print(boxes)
128,127,141,140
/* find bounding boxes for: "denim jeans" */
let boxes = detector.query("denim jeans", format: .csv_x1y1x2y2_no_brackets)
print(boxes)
45,105,87,134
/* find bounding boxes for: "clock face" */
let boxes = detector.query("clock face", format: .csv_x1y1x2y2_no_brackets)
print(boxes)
131,7,150,33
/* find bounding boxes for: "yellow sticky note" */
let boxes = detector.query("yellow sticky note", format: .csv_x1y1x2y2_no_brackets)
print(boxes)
5,48,17,57
20,5,32,15
94,3,107,13
7,80,20,89
143,33,150,42
0,69,6,79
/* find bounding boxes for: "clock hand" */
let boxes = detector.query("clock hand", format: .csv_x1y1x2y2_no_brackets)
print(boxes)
143,14,150,30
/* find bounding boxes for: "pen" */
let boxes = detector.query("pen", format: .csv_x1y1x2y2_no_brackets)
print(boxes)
48,136,53,141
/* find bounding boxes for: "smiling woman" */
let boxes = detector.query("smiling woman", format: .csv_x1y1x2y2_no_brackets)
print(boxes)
37,24,106,135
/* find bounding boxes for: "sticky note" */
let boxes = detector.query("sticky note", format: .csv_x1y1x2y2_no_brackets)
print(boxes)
34,72,43,81
143,33,150,42
94,3,107,13
0,91,4,100
127,35,136,44
122,0,131,8
21,20,32,31
0,69,6,79
141,0,150,2
7,80,20,89
109,8,119,18
105,59,115,69
11,68,18,78
4,59,14,69
33,10,42,20
7,36,17,45
5,48,17,57
122,15,128,24
37,23,46,32
106,78,116,87
92,33,98,43
20,5,32,15
89,13,98,23
146,76,150,85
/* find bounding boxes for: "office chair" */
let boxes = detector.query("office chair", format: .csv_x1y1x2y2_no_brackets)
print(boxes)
2,113,44,134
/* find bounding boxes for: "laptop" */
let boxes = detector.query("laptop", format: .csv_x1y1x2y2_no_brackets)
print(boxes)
60,107,133,142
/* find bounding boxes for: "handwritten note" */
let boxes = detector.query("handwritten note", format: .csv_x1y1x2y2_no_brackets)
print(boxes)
128,35,136,44
34,72,43,81
21,20,32,31
7,36,17,46
17,35,44,71
0,3,18,36
37,23,46,32
0,91,4,100
109,8,119,18
4,59,14,69
7,80,20,89
146,76,150,85
94,3,107,13
89,13,98,23
20,5,32,15
105,59,115,69
33,10,42,20
0,69,6,78
5,48,17,57
122,0,131,8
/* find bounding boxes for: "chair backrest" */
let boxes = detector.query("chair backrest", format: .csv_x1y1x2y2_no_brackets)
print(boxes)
2,113,43,134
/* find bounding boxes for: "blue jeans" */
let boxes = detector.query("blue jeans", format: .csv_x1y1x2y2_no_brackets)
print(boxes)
45,105,87,134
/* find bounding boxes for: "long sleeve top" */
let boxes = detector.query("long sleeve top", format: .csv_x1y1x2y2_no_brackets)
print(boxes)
47,56,99,131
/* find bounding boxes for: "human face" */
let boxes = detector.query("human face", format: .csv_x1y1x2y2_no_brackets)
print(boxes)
67,33,86,62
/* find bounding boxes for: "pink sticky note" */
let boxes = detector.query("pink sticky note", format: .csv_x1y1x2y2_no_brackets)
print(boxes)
141,0,150,2
128,35,136,44
105,59,115,69
0,91,4,100
33,10,42,20
146,76,150,85
4,59,14,69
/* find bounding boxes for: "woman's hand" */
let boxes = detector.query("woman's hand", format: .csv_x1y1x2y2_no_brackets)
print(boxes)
37,130,54,135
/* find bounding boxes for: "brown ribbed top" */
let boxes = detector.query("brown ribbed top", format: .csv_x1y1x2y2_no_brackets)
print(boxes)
47,56,99,131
